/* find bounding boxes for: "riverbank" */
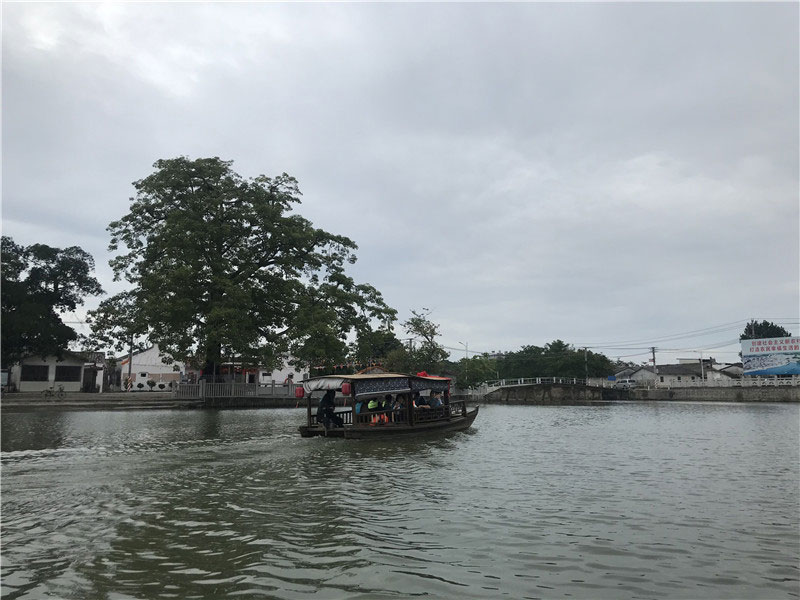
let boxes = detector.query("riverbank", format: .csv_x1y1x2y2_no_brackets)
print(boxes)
1,392,201,411
4,385,798,413
633,386,800,402
1,392,311,411
483,383,800,404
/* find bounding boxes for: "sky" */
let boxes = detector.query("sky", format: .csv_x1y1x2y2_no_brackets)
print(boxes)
3,2,798,367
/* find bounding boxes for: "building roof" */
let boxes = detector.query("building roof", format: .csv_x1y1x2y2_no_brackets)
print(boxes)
22,350,95,364
655,364,704,376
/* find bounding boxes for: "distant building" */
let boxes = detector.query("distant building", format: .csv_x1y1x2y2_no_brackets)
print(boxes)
9,351,106,393
618,361,742,387
116,345,186,391
616,366,657,385
115,344,308,389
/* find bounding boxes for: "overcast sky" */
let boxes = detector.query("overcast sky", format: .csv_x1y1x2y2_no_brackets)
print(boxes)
3,2,798,365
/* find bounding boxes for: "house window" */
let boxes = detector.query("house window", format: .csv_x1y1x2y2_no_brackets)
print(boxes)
55,366,82,382
660,376,664,382
139,372,148,379
21,365,49,381
691,376,695,381
677,376,682,381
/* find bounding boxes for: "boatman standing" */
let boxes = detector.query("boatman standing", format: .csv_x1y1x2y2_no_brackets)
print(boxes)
317,390,343,428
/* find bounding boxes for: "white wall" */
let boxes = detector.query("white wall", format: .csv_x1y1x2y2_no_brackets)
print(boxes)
11,355,86,393
119,345,184,391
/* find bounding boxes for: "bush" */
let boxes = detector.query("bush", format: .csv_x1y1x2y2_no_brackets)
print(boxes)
146,379,156,391
158,383,166,390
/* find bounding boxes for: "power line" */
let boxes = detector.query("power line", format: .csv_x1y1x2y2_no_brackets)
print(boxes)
575,320,749,347
445,317,797,357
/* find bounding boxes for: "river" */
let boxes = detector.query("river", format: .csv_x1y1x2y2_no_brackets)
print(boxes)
1,403,798,599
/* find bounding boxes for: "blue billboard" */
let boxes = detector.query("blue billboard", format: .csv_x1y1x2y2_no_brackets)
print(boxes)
741,337,800,376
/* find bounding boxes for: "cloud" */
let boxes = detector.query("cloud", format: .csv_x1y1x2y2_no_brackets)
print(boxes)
2,2,797,364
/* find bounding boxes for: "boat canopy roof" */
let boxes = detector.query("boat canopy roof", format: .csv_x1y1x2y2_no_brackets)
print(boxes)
303,372,451,398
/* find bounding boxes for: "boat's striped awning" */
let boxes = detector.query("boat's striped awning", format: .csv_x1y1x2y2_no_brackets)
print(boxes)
303,373,450,398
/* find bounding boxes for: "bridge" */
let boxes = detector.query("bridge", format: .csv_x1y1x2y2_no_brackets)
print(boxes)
476,378,605,404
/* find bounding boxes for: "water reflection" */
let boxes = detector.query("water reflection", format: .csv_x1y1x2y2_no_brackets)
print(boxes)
2,404,799,599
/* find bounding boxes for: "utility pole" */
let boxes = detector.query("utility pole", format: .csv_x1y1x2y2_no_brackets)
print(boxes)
651,347,657,381
700,352,705,381
127,334,133,391
584,347,589,383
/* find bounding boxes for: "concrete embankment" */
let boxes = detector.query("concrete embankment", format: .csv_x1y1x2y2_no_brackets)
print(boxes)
1,392,302,412
631,386,800,403
482,383,799,404
483,384,607,405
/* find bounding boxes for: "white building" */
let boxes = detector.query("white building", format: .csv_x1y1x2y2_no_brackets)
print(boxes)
10,351,105,393
259,362,307,385
117,345,185,391
117,345,307,389
622,362,742,387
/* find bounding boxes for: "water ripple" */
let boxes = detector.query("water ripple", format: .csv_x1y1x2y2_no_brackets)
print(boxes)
1,405,799,599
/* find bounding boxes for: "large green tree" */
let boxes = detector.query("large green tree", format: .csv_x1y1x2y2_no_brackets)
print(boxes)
496,340,615,379
740,319,792,340
401,309,449,373
102,157,396,376
350,325,403,366
1,236,104,368
454,354,499,389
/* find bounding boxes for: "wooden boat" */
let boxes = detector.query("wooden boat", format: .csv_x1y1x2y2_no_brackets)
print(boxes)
297,372,479,439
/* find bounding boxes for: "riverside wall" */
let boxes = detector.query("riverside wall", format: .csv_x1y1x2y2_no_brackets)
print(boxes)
631,386,800,403
481,384,799,404
0,392,301,411
483,384,606,405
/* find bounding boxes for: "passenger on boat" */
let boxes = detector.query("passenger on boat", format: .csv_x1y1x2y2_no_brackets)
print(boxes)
412,391,430,409
429,391,443,408
392,394,407,411
393,394,408,422
317,390,343,428
367,396,388,424
383,395,394,421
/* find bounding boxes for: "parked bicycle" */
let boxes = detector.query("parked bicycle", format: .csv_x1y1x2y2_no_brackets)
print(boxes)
41,385,66,401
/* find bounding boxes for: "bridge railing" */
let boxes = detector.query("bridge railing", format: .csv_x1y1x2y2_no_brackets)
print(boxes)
463,376,800,394
484,377,587,388
173,381,302,399
479,376,800,390
620,376,800,389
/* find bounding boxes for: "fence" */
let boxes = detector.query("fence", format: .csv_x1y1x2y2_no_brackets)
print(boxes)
458,377,586,396
623,376,800,389
174,381,300,399
484,377,587,388
457,375,800,396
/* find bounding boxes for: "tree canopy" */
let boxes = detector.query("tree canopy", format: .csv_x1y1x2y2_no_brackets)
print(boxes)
349,326,403,366
100,157,396,375
495,340,615,380
86,290,149,356
1,236,103,368
380,309,449,374
739,319,792,340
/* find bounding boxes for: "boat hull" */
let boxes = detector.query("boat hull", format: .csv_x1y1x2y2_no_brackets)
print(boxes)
298,407,479,439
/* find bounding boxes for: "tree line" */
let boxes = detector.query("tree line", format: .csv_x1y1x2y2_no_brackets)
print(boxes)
2,156,793,385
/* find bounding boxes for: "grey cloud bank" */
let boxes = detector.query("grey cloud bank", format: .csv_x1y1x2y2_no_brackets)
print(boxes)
3,2,797,364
